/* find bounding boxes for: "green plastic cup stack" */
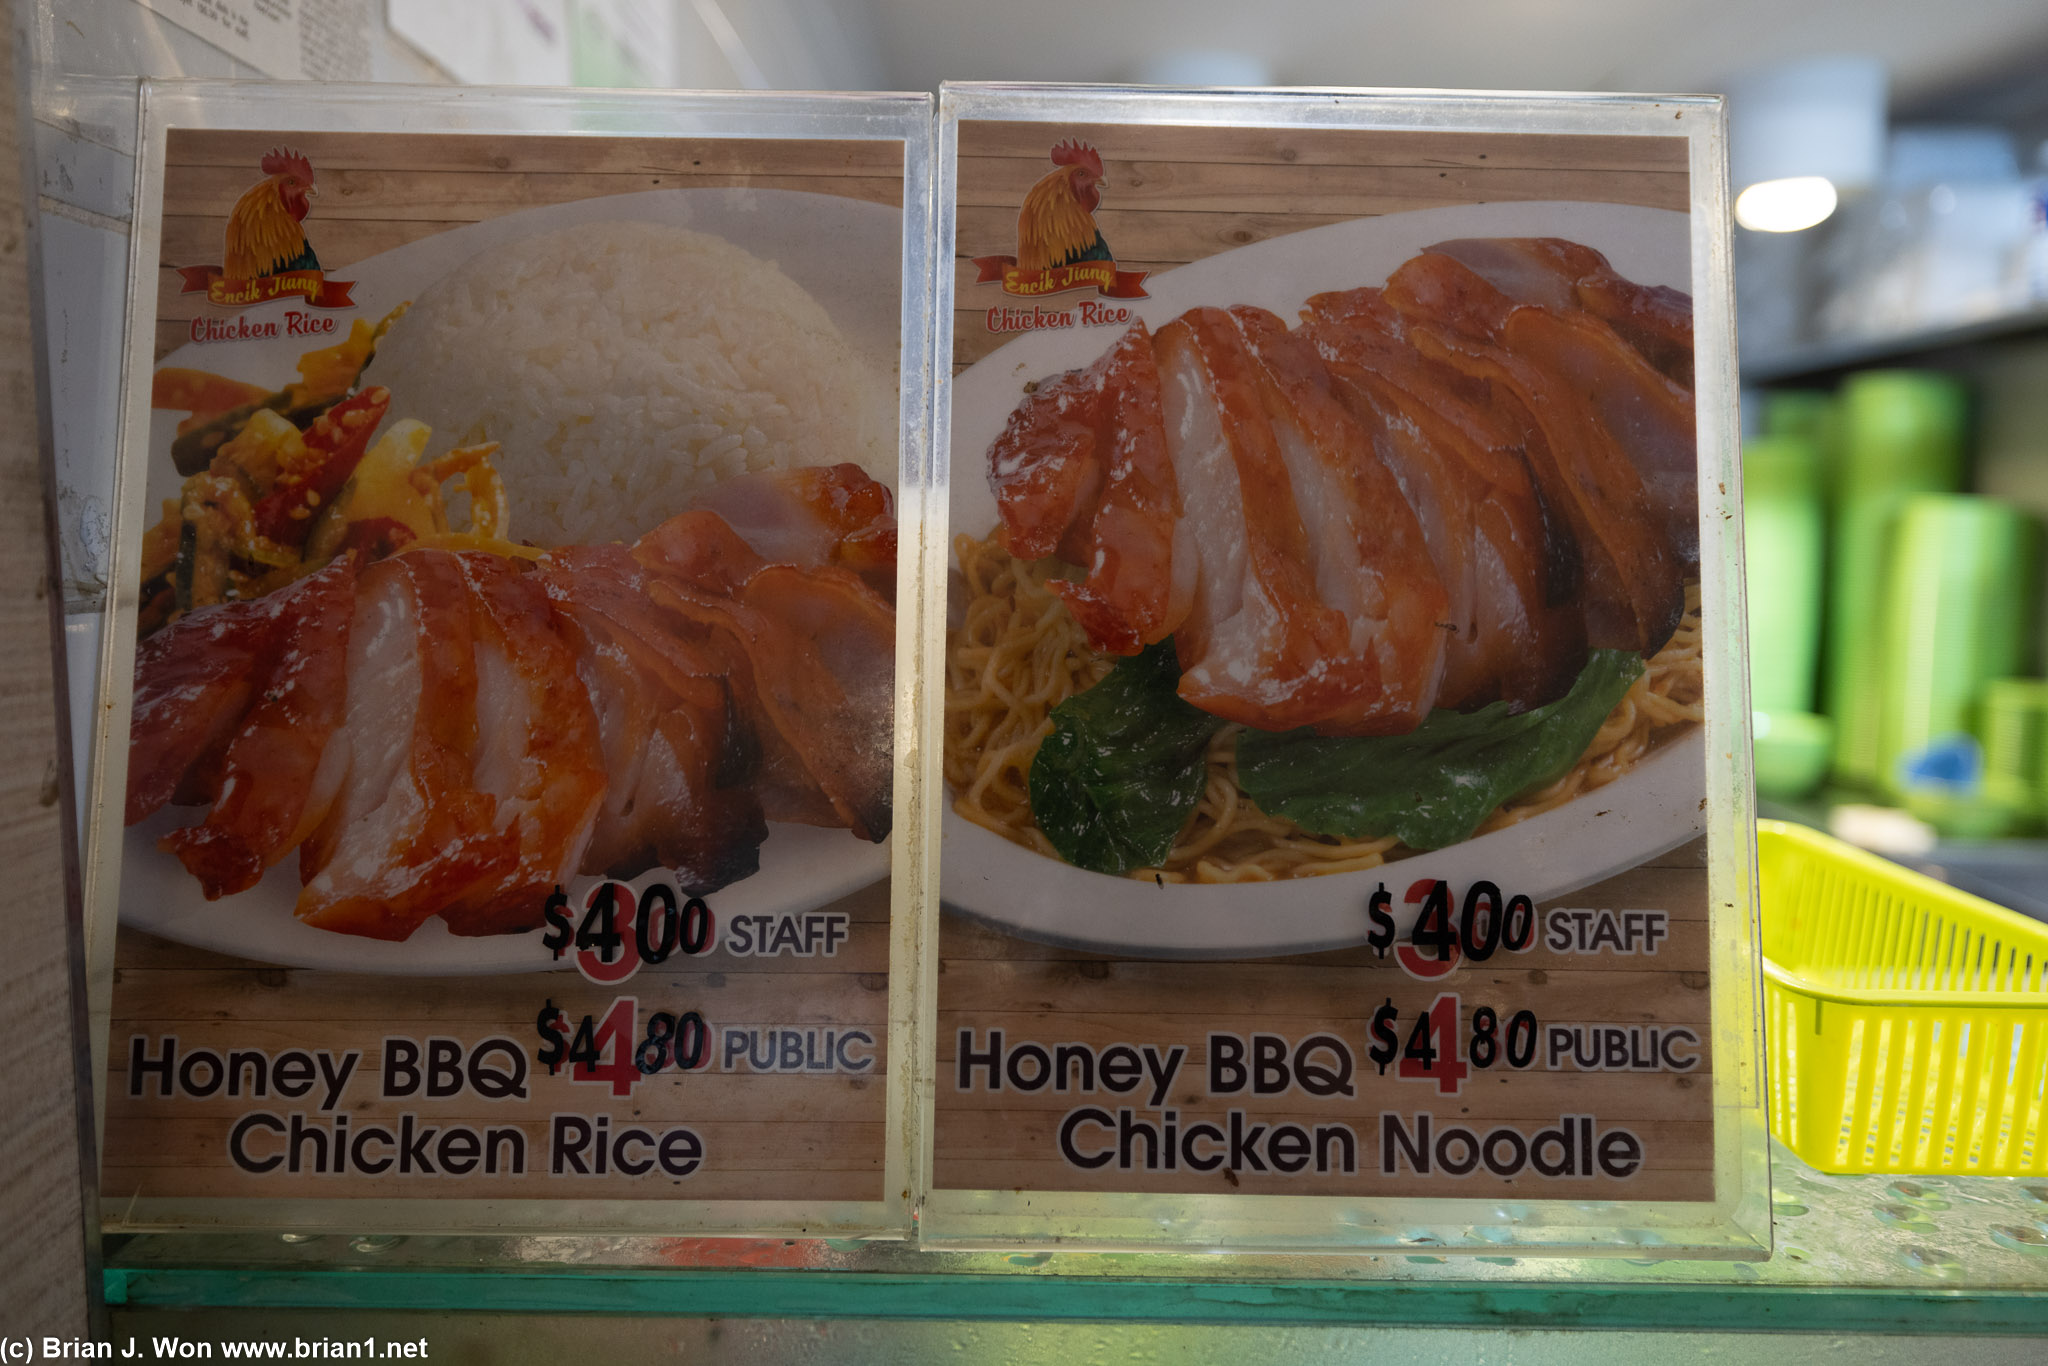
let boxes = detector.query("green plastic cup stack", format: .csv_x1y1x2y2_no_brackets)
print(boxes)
1877,495,2039,796
1825,372,1970,788
1743,433,1833,797
1979,678,2048,817
1763,390,1840,478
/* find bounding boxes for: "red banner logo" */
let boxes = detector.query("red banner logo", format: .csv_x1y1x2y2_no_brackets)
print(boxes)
177,265,356,309
972,255,1149,300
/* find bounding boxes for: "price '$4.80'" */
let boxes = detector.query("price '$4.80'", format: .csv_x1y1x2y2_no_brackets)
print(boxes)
534,996,710,1097
531,883,718,1095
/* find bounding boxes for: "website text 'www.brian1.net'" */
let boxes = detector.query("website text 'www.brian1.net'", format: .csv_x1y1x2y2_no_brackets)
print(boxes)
4,1339,430,1361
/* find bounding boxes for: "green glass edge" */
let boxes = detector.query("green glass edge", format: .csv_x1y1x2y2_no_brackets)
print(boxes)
105,1269,2048,1334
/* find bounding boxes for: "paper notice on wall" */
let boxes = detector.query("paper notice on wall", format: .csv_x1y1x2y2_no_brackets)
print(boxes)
129,0,374,81
571,0,681,88
297,0,372,80
387,0,574,85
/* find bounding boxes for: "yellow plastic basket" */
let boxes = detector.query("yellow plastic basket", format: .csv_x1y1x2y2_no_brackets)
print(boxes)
1759,819,2048,1175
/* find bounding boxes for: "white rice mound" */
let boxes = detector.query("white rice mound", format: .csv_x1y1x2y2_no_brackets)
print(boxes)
367,219,893,547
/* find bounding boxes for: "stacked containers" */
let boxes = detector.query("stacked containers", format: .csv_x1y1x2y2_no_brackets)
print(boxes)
1825,372,1969,785
1876,495,2039,793
1979,677,2048,815
1743,432,1833,795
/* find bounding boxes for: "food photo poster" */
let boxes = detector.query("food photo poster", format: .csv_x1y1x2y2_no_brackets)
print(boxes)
923,87,1767,1253
83,82,1764,1253
86,86,936,1235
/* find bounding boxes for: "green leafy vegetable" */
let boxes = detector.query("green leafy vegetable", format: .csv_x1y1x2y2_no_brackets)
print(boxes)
1027,643,1646,873
1029,640,1226,875
1235,650,1646,851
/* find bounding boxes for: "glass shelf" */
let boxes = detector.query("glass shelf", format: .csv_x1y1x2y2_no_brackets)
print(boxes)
103,1142,2048,1333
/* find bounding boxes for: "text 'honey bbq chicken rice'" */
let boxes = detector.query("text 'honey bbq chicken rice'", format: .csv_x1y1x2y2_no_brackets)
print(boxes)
947,237,1704,883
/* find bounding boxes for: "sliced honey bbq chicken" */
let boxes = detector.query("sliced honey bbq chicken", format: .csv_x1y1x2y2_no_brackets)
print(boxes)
296,550,532,941
985,237,1696,736
127,463,897,942
1425,237,1695,391
1160,305,1449,735
1298,286,1588,711
136,553,360,899
1380,254,1688,655
635,507,895,842
987,320,1187,656
535,542,767,896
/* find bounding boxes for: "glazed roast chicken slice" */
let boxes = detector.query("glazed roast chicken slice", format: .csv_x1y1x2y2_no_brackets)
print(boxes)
687,463,900,601
1382,251,1685,656
1155,307,1375,734
616,474,897,844
140,554,360,898
1497,302,1699,568
1225,305,1449,734
1424,237,1695,390
537,544,767,894
983,237,1697,735
432,553,609,937
987,320,1188,654
1382,246,1700,565
637,511,896,842
297,551,521,941
1299,294,1587,710
125,464,898,942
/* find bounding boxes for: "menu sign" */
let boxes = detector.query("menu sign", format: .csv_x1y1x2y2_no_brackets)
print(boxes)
928,91,1760,1251
95,101,925,1231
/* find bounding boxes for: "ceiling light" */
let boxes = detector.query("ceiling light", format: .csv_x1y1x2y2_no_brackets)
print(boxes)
1735,176,1840,233
1727,56,1886,234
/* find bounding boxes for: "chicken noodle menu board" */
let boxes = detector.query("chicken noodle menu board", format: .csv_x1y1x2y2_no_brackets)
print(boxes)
98,117,918,1227
930,102,1753,1247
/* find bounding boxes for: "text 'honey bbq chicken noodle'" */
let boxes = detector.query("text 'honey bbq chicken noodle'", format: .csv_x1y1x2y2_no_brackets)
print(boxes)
948,237,1705,881
129,464,897,941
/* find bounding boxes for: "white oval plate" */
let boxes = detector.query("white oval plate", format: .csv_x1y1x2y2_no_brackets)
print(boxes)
941,730,1703,959
124,189,902,970
126,814,887,975
940,201,1701,958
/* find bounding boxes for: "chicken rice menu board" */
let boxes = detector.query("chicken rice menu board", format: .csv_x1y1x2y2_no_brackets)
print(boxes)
934,120,1716,1203
103,128,908,1211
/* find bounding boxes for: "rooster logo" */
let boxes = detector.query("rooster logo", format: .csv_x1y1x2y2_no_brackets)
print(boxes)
225,147,321,281
1017,140,1113,273
973,139,1147,302
177,146,354,311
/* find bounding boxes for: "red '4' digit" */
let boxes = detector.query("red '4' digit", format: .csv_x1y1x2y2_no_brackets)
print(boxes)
569,995,641,1098
1395,992,1468,1096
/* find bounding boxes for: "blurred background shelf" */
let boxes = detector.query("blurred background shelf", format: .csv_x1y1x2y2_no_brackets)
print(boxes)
1758,792,2048,923
1909,841,2048,922
1743,303,2048,383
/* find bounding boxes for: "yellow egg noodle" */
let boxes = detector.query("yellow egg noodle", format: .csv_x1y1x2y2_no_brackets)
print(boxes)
945,530,1705,884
